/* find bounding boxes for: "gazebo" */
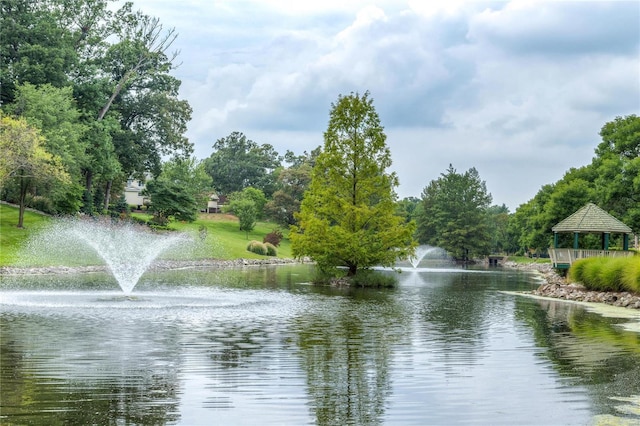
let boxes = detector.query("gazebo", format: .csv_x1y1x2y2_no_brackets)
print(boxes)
548,203,634,269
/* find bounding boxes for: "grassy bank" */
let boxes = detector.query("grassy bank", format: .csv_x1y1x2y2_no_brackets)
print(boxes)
139,212,293,260
0,204,292,267
0,204,51,265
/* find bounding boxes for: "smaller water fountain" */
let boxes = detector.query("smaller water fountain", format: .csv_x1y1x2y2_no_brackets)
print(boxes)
409,245,451,269
23,217,190,294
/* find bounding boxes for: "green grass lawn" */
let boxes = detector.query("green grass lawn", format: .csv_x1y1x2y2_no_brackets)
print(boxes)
0,204,51,265
136,212,293,261
0,203,292,267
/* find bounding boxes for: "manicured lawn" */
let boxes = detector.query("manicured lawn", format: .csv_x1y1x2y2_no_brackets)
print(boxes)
137,212,293,260
0,204,51,265
0,204,292,266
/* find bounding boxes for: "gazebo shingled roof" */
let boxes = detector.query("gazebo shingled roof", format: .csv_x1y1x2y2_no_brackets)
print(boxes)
552,202,632,234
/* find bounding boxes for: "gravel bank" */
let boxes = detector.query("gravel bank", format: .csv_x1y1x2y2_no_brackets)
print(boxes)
0,257,304,276
504,261,640,310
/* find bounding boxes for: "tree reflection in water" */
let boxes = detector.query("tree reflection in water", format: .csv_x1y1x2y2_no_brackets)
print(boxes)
514,297,640,421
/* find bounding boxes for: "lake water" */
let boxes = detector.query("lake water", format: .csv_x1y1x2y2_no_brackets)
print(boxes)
1,264,639,425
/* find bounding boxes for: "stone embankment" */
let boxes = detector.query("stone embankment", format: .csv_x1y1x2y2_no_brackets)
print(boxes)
504,261,640,310
0,257,303,276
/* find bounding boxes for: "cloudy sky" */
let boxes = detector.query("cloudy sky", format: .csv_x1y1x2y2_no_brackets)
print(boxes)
131,0,639,210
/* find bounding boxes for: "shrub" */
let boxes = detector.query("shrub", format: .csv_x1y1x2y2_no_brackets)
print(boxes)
263,229,283,247
569,256,640,293
621,257,640,293
600,257,627,292
311,266,342,285
247,240,267,255
29,196,55,215
111,194,130,218
582,258,613,291
264,242,277,256
350,269,397,288
568,258,589,283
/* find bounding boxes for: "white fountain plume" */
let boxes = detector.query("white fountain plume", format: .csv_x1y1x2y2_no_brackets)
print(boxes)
24,217,190,294
410,245,450,268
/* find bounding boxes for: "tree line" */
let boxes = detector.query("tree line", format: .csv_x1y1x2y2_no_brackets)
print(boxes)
1,1,637,275
1,0,191,226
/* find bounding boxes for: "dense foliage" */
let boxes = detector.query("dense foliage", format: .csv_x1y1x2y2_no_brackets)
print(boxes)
203,132,281,197
509,115,639,255
415,165,493,261
0,114,70,227
264,149,318,226
142,180,198,225
1,0,192,222
291,92,416,275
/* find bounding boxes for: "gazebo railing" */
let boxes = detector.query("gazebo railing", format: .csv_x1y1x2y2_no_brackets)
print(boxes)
549,248,634,267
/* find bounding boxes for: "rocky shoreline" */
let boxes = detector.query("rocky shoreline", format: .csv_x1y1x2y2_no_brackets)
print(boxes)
0,257,303,276
503,261,640,310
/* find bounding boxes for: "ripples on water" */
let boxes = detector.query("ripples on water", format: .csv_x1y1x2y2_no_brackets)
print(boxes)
1,265,639,425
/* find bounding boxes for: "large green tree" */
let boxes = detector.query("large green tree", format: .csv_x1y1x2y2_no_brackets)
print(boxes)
142,179,197,225
291,92,415,276
1,0,192,214
157,157,213,211
486,204,514,254
203,132,281,196
416,165,492,261
593,115,640,233
509,115,639,254
7,83,87,213
0,114,70,227
264,149,319,226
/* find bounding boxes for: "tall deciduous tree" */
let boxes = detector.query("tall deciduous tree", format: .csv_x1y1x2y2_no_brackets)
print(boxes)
416,165,492,261
291,92,415,276
0,114,70,227
594,115,640,233
265,164,311,226
486,204,513,254
203,132,281,196
1,0,193,215
265,150,317,226
8,83,87,213
158,157,213,211
142,179,197,225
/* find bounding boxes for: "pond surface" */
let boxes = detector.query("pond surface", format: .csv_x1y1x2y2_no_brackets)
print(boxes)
1,264,639,425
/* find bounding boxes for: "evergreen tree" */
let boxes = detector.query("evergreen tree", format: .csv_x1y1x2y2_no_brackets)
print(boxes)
416,165,492,261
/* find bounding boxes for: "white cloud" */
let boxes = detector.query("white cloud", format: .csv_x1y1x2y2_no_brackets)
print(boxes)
131,0,639,210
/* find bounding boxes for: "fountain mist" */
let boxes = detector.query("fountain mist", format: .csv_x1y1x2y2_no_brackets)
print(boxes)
410,245,450,268
23,218,189,294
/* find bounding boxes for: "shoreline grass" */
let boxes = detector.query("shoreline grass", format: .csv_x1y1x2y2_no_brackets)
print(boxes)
569,256,640,293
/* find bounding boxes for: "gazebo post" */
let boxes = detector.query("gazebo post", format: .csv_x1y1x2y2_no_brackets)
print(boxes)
603,233,610,250
573,232,579,250
623,234,629,251
553,232,559,249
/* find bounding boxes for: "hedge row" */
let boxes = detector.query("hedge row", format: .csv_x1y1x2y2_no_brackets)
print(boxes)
568,256,640,293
